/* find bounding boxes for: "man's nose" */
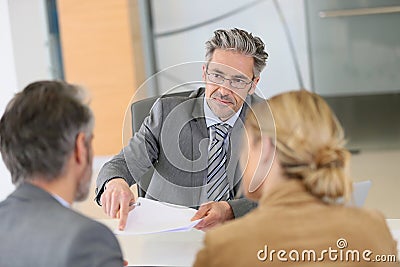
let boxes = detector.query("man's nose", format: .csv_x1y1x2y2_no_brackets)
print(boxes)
217,81,233,95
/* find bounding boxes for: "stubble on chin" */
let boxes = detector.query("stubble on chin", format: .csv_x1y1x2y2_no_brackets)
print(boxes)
74,167,92,202
208,98,236,121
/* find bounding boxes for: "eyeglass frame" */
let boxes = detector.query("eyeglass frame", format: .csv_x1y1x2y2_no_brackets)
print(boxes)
205,66,255,90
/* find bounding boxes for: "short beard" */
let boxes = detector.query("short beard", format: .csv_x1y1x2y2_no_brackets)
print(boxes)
74,139,93,202
74,171,91,202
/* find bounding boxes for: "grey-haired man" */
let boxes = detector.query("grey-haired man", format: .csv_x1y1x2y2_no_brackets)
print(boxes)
0,81,124,267
96,28,269,231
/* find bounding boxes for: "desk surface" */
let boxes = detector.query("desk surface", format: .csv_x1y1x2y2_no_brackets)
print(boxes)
98,219,204,267
387,219,400,259
98,219,400,266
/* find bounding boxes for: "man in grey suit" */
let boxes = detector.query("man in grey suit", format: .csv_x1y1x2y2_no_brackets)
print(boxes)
0,81,124,267
96,28,269,231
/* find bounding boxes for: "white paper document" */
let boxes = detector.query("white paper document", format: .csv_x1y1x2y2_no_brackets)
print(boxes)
115,197,202,235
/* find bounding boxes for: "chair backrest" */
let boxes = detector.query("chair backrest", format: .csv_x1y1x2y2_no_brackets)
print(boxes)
335,180,372,207
350,180,372,207
130,90,194,197
131,90,194,134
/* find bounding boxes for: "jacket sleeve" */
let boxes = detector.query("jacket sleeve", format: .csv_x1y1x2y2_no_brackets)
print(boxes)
227,169,257,218
227,198,258,218
95,99,164,204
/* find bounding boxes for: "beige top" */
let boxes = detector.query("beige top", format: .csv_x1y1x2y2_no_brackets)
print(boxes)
194,179,398,266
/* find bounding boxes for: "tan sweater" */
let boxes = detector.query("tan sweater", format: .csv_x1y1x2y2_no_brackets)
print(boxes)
194,179,398,266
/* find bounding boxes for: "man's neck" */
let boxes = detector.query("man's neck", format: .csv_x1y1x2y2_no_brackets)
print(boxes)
28,175,75,205
203,97,243,128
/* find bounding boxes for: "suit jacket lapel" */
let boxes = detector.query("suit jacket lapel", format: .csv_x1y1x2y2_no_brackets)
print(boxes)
189,93,208,187
191,94,208,138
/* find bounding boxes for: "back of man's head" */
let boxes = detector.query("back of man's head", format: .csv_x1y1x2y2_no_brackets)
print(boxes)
0,80,94,185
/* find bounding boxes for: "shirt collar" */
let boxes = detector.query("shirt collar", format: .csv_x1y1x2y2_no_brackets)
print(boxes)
51,193,70,208
203,97,243,128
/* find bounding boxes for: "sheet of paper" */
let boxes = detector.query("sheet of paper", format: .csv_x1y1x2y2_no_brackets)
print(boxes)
115,197,202,235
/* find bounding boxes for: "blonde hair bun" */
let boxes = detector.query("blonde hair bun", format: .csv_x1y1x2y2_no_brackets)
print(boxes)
303,147,352,201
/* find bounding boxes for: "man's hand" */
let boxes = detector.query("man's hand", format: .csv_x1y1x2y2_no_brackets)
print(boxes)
191,201,234,231
100,178,136,230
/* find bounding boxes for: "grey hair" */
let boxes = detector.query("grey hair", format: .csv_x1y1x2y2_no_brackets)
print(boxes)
205,28,268,77
0,80,94,185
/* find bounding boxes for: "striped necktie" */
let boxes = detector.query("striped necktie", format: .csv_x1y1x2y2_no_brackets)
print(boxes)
207,123,231,201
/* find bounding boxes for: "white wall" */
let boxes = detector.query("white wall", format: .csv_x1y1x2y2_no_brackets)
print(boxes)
152,0,310,98
0,0,18,200
8,0,52,89
0,0,52,201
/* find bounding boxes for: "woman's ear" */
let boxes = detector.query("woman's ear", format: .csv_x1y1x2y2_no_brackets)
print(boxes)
248,136,275,193
260,136,274,163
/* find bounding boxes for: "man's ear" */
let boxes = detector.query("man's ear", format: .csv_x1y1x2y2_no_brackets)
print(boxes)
74,132,87,165
248,76,260,95
202,64,207,82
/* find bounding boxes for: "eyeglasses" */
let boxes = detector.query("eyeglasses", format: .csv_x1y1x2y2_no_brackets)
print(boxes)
206,69,253,90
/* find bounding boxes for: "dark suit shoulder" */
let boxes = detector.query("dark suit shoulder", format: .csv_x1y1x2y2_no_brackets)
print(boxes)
152,88,204,120
157,88,203,106
0,186,123,267
250,92,265,105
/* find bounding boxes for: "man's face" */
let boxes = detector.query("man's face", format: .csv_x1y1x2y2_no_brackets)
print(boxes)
203,49,260,121
75,135,93,202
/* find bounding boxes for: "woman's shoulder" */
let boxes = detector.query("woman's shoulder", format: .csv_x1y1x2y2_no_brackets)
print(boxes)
338,205,388,226
204,207,269,246
332,206,395,244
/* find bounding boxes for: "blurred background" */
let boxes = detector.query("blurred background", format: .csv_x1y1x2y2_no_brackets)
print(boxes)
0,0,399,218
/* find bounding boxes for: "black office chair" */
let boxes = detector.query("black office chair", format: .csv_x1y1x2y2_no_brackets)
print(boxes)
130,90,194,197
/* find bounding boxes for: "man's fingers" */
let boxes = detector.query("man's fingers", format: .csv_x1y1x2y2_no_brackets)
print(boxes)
100,178,135,220
194,220,206,230
100,194,108,215
191,203,211,221
194,201,232,231
109,195,121,218
195,212,215,230
118,199,131,231
195,219,215,231
118,214,128,231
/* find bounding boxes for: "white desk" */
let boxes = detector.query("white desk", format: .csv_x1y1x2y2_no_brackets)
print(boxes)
98,219,400,266
98,219,205,267
387,219,400,259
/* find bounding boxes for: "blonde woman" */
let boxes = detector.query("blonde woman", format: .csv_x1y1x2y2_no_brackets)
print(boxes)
194,90,398,266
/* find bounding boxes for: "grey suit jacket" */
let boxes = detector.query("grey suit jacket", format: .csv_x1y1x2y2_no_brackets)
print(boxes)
0,183,123,267
96,87,263,217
